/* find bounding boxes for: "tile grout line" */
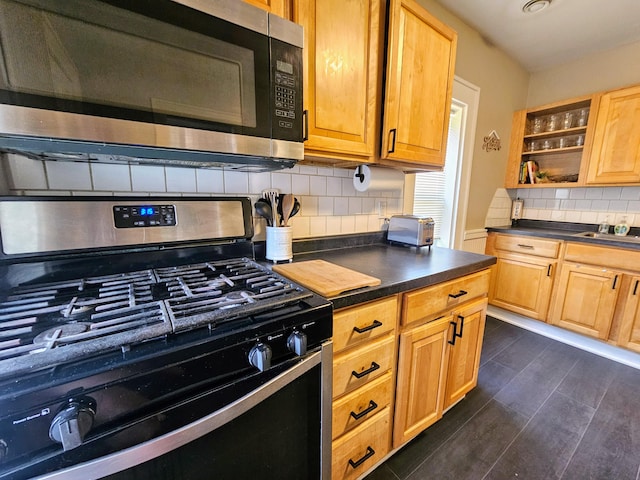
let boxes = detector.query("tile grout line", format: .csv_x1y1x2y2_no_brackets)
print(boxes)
481,346,581,480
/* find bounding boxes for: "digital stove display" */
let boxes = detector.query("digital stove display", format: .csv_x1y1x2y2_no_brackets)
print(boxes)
113,204,176,228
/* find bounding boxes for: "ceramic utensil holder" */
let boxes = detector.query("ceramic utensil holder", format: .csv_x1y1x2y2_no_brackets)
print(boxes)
266,226,293,262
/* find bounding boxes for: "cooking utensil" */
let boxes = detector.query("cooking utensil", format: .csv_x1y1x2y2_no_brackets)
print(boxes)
254,199,273,226
262,189,280,227
280,194,295,227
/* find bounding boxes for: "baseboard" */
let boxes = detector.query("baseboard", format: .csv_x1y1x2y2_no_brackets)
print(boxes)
487,305,640,370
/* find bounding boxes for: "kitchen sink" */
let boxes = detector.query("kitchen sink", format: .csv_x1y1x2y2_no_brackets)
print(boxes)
572,231,640,243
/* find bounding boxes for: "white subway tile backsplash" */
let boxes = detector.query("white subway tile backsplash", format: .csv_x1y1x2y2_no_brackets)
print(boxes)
355,215,369,232
555,188,570,199
590,200,610,211
223,171,249,194
569,188,587,199
585,188,603,199
91,164,131,192
291,216,310,238
46,161,92,190
131,165,166,192
326,177,342,196
300,195,318,216
271,172,292,193
165,168,196,193
348,197,362,215
297,165,317,175
609,200,629,211
580,211,598,223
196,169,224,193
621,187,640,200
309,176,327,196
309,216,327,236
317,196,334,216
291,174,310,195
602,187,622,200
326,216,342,235
6,155,47,190
342,177,357,196
340,216,356,234
334,197,349,215
316,166,334,177
362,197,376,215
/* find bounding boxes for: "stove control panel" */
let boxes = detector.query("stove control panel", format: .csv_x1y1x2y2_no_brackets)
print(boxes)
113,205,176,228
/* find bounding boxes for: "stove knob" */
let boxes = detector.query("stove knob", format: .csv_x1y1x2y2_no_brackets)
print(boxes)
287,330,307,356
49,398,96,451
248,342,272,372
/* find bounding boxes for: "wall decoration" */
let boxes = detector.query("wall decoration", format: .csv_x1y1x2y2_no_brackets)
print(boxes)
482,130,501,152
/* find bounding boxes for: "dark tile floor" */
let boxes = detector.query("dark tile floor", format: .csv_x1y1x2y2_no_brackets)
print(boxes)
366,316,640,480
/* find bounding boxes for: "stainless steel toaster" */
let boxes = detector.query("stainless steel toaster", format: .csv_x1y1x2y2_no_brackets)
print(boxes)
387,215,434,247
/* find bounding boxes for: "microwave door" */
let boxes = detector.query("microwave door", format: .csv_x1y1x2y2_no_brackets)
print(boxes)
0,0,272,151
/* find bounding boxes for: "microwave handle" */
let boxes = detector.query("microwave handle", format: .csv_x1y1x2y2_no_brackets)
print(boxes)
303,110,309,141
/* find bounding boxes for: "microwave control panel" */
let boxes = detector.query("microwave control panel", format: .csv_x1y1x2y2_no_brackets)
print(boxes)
271,39,302,141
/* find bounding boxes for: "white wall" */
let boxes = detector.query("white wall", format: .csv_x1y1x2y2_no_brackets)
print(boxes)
1,153,404,240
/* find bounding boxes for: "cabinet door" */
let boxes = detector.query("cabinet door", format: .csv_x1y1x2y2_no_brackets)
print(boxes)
243,0,291,18
550,263,621,339
295,0,383,163
393,316,450,447
489,255,556,321
443,298,487,410
618,276,640,353
381,0,456,167
587,85,640,184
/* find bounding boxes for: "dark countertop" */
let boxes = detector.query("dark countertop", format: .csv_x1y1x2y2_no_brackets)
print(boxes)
261,233,496,310
487,219,640,250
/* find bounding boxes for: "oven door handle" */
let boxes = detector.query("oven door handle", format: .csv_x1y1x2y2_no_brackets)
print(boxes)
33,342,333,480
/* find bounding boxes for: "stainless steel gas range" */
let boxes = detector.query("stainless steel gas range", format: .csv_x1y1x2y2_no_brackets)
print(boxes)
0,196,333,479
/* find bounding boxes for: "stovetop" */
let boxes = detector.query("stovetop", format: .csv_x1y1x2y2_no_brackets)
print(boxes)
0,257,311,379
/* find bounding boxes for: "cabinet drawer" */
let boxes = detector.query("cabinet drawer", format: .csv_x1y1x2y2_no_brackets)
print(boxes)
332,372,393,440
332,406,391,480
333,296,398,354
402,270,490,326
333,334,395,398
565,242,640,271
494,234,561,258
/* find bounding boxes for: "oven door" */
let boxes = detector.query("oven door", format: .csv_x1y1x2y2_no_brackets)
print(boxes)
20,342,332,480
0,0,302,158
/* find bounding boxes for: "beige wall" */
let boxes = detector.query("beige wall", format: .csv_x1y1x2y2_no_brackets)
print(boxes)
527,40,640,107
416,0,530,231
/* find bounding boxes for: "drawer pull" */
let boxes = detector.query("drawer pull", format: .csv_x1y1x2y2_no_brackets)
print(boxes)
547,264,553,277
448,290,468,299
612,275,619,290
634,280,639,296
348,446,375,469
353,320,383,334
517,244,534,249
388,128,397,154
352,362,380,379
350,400,378,420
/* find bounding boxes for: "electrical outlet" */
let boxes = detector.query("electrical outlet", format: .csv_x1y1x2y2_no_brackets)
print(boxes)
376,201,387,217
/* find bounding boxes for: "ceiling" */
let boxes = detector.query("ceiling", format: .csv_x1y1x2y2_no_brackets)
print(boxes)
435,0,640,72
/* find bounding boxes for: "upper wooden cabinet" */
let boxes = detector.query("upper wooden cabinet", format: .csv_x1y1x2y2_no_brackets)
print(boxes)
295,0,457,169
586,84,640,185
294,0,384,165
380,0,457,168
243,0,292,19
504,95,599,188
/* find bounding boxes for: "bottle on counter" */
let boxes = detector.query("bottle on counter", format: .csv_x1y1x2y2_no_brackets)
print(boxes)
598,217,610,234
614,217,630,236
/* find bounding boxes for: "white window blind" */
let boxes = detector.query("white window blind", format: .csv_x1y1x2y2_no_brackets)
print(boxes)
412,105,460,241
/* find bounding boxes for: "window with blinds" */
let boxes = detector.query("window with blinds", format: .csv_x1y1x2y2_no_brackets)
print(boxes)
412,104,461,242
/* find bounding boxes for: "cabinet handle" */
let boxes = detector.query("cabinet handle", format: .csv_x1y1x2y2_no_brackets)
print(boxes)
448,315,465,345
350,400,378,420
517,244,534,249
448,290,468,299
302,110,309,141
388,128,397,153
353,320,383,334
612,275,619,290
547,264,553,277
634,280,639,296
348,446,375,469
352,361,380,379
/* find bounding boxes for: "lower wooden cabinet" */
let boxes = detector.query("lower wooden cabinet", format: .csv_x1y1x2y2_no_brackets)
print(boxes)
618,275,640,353
443,298,488,410
549,262,621,339
393,315,450,446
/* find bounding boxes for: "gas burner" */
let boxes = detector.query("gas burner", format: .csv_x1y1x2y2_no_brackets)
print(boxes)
33,322,91,345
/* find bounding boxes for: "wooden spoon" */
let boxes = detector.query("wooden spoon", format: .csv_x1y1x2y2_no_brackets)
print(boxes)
280,194,295,227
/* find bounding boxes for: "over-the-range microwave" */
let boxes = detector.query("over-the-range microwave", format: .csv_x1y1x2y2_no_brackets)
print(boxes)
0,0,303,171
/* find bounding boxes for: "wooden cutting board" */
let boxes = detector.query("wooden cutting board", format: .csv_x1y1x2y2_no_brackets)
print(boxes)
273,260,381,297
